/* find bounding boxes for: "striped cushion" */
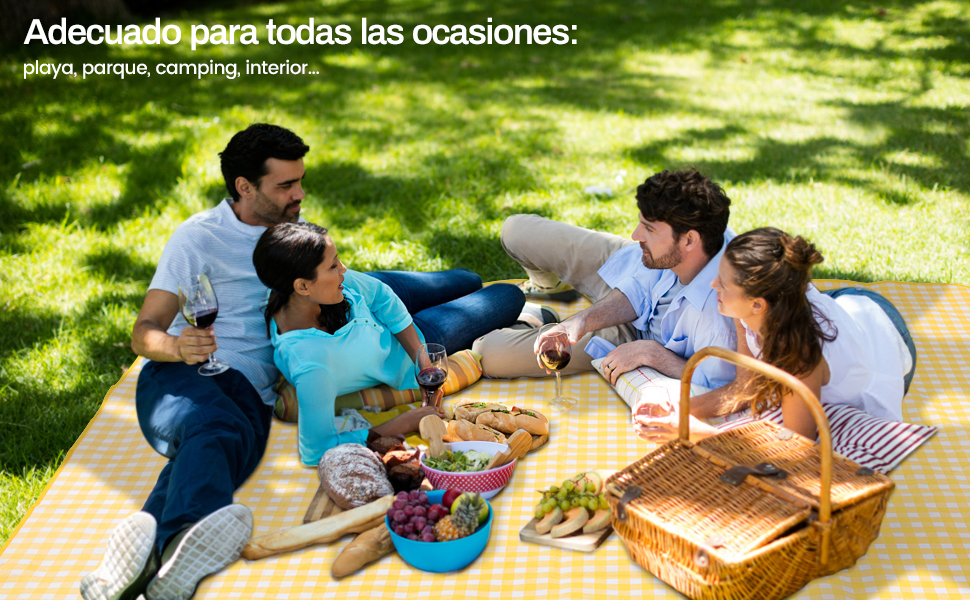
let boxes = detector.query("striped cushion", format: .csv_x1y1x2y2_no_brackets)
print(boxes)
716,403,937,474
273,349,484,422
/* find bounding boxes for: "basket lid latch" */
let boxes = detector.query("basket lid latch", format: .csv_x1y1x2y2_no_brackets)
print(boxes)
616,486,643,522
720,462,789,487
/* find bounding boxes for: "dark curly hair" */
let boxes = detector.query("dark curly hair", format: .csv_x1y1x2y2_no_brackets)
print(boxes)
725,227,836,414
219,124,309,201
635,169,731,257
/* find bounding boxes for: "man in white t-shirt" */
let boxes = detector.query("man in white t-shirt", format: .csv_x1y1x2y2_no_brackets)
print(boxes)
473,169,737,390
80,124,309,600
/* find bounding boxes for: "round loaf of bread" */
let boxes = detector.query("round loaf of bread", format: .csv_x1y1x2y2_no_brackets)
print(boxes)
318,443,394,510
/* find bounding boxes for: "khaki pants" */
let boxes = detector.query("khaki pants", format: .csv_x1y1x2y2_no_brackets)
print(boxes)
472,214,639,378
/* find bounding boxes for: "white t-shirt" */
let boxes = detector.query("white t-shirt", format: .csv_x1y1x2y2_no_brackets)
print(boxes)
742,286,912,421
148,199,279,404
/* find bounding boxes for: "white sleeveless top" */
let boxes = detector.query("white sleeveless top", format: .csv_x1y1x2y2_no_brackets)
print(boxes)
742,286,911,422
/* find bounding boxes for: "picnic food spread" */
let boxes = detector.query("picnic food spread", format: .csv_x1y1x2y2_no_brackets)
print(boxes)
242,400,559,575
239,374,893,597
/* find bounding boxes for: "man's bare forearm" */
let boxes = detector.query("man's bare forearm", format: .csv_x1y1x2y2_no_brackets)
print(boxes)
644,344,688,380
566,288,638,339
131,320,183,362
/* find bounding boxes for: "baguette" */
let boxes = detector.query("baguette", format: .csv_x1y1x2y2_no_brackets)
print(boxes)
475,409,518,434
511,406,550,436
331,524,394,579
243,495,394,560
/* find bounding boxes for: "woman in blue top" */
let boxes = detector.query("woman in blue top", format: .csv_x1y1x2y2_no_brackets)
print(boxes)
253,222,526,466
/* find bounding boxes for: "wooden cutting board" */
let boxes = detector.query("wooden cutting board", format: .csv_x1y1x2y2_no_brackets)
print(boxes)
519,518,613,552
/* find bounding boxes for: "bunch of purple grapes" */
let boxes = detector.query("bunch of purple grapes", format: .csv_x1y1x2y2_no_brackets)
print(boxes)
387,490,448,543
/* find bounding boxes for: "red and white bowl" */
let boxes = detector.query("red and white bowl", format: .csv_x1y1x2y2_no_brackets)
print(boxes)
419,441,516,500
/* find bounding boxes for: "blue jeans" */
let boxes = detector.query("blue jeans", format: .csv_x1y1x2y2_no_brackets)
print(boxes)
136,361,272,554
822,287,917,393
367,270,526,353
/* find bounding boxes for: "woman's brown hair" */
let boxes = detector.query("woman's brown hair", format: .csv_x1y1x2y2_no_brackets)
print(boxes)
724,227,836,414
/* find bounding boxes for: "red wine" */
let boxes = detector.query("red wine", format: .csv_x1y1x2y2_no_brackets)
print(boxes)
187,308,218,328
540,349,571,371
417,367,447,392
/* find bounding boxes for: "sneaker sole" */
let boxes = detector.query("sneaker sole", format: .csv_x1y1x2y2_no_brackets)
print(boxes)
80,512,156,600
517,283,580,303
146,504,252,600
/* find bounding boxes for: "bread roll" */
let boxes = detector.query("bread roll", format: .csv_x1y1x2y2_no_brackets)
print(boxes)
512,406,550,436
454,420,507,444
475,409,518,434
530,433,549,451
319,444,394,510
453,402,503,422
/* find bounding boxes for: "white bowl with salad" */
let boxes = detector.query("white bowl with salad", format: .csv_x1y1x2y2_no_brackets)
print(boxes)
419,441,517,500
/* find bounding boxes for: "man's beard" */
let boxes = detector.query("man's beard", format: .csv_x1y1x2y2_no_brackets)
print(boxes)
641,243,682,270
252,191,300,225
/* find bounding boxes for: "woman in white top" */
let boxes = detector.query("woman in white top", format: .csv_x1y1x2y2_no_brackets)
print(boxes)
635,227,916,441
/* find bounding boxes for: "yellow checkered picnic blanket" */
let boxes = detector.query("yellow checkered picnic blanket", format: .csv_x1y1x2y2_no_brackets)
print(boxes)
2,280,969,599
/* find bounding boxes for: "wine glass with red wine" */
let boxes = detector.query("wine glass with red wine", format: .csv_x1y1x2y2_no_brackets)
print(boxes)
415,343,448,408
537,323,578,411
178,274,231,377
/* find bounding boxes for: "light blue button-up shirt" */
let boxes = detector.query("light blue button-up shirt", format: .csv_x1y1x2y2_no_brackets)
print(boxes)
271,269,425,466
594,234,737,389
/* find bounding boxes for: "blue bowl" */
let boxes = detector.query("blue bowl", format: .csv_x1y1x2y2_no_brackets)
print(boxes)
385,490,493,573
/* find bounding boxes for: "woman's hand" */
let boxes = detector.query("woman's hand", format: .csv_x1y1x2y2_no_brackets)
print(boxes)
372,405,447,439
632,404,718,444
402,405,447,433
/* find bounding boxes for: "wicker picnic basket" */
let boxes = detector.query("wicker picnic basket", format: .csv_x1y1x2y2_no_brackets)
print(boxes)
607,347,894,600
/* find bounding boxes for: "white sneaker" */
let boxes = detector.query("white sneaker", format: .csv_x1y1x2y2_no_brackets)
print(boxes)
145,504,252,600
79,512,158,600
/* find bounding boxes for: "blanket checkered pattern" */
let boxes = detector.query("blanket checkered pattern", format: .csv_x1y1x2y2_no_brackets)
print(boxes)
1,280,967,599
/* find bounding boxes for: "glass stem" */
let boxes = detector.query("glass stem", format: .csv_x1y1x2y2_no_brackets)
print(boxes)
555,371,563,399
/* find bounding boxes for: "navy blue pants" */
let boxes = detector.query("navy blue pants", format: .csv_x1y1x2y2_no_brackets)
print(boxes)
367,269,525,352
136,361,272,554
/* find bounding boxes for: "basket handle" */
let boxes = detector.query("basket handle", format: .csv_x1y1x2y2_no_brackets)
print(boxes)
679,346,833,564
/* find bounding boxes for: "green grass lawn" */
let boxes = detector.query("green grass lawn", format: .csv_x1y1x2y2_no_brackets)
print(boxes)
1,0,968,547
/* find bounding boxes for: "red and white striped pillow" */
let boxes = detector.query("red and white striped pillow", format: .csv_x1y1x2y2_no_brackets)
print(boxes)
716,403,936,474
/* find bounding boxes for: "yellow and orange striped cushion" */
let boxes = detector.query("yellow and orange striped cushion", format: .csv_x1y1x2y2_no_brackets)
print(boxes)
273,349,483,422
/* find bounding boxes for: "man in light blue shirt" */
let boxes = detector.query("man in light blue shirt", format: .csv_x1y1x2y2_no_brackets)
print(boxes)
474,169,736,390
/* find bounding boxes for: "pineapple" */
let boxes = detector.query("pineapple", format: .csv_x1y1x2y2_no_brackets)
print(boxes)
434,493,484,541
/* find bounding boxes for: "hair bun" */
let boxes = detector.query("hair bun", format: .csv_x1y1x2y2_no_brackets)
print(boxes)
780,234,823,272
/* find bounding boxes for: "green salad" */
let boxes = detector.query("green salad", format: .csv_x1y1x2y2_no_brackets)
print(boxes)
423,449,492,472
